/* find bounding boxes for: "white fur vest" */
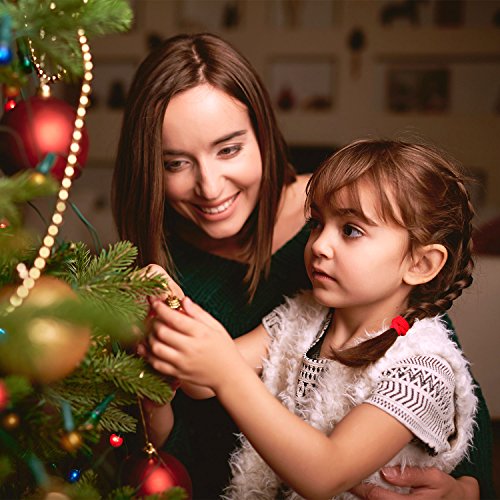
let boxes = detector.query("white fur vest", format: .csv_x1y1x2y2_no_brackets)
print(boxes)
224,292,477,500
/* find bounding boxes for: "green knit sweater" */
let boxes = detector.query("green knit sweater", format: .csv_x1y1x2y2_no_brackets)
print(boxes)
165,226,495,499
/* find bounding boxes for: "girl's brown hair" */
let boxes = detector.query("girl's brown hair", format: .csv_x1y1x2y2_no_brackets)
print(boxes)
306,139,475,367
112,33,296,299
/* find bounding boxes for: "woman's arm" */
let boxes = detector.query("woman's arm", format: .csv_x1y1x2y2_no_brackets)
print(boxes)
149,298,416,498
140,396,175,449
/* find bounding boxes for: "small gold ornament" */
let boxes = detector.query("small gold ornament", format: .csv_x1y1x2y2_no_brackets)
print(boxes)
165,293,182,310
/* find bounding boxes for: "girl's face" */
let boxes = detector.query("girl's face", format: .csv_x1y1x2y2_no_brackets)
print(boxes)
162,84,263,241
304,180,414,321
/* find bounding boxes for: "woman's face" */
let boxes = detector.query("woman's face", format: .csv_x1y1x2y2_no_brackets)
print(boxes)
162,84,263,241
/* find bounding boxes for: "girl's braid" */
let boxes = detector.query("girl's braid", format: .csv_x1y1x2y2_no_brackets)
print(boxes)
403,175,475,327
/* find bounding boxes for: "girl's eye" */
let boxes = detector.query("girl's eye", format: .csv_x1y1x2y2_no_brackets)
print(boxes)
343,224,363,238
218,145,242,158
164,159,190,172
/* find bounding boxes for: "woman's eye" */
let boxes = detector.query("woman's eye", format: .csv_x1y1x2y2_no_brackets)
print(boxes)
343,224,363,238
218,145,242,158
164,159,189,171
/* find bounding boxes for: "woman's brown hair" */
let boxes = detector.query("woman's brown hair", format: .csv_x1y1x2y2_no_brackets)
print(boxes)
306,139,475,367
112,33,296,299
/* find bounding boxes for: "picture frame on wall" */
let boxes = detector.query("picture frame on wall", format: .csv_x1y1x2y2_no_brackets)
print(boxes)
267,0,341,28
386,66,450,113
268,57,336,112
175,0,242,31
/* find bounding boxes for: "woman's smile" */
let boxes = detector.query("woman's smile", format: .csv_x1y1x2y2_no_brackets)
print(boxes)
194,193,240,217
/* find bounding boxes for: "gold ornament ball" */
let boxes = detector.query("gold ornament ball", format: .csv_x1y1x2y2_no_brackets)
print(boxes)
60,431,83,452
0,276,91,384
2,412,20,430
28,171,48,187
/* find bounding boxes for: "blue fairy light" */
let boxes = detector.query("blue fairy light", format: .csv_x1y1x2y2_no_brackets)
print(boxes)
0,15,13,65
0,45,12,65
67,468,81,483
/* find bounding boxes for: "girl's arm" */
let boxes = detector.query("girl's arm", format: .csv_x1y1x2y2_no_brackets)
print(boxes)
150,298,414,498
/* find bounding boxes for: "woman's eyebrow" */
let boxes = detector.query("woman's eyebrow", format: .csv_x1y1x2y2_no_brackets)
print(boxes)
211,130,247,146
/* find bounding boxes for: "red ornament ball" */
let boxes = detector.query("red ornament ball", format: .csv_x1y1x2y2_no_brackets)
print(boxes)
0,381,9,411
124,450,192,499
0,95,89,180
109,433,124,448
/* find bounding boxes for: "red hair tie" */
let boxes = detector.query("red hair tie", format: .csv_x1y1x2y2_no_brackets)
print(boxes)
391,316,409,336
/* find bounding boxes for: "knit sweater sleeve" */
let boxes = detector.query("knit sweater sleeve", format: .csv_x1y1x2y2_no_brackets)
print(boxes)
366,354,456,455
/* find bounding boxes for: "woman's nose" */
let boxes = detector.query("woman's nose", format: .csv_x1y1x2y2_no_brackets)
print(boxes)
195,161,223,200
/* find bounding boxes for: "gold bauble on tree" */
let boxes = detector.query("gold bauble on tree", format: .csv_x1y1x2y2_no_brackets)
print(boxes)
0,276,91,384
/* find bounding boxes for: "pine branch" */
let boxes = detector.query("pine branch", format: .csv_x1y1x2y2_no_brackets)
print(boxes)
0,0,133,81
69,241,167,323
81,349,173,404
0,171,57,227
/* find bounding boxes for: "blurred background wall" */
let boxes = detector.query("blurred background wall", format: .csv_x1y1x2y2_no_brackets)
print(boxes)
34,0,499,423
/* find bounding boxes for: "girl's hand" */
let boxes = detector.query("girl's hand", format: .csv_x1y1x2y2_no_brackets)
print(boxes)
350,467,479,499
144,296,244,391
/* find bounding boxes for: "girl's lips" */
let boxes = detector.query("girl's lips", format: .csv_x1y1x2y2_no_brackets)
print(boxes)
312,270,336,282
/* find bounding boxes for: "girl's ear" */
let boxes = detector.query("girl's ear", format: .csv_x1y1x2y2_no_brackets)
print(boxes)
403,244,448,286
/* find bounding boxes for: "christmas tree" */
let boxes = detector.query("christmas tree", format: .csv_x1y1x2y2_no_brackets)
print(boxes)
0,2,187,498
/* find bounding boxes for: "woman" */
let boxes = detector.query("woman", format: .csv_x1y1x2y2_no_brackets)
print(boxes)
112,33,494,499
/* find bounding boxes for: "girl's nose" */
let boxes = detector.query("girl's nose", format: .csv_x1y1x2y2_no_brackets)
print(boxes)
195,161,223,200
310,230,335,259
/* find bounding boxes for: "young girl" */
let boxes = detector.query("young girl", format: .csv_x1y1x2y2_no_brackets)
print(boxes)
144,140,479,498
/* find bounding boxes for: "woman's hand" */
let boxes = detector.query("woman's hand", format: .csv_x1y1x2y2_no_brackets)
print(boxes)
350,467,479,499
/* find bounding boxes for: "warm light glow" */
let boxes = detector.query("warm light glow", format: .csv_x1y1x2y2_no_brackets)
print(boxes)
52,214,63,224
39,247,50,259
43,236,55,247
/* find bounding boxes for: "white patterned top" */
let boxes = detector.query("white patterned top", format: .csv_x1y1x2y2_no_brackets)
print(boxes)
366,354,456,455
295,312,331,402
225,292,477,500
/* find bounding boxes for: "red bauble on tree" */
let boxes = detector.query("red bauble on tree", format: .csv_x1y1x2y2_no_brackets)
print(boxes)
123,450,192,499
0,95,89,180
0,381,9,411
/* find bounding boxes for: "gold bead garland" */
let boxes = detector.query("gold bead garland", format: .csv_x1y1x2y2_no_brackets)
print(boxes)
28,36,67,85
6,29,93,312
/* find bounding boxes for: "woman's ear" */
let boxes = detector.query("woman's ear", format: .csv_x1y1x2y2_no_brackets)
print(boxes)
403,244,448,286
